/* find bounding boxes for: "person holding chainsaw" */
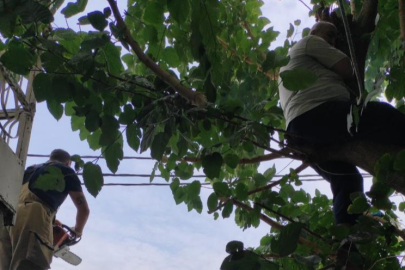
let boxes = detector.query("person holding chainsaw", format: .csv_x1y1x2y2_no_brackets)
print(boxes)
0,149,90,270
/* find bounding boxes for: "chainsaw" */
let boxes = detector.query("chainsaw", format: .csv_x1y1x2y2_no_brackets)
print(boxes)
53,224,82,266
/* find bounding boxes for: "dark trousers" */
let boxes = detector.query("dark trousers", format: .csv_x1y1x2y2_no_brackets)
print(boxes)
287,101,405,224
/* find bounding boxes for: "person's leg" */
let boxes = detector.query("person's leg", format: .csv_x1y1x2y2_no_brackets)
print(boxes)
0,226,12,270
312,161,364,225
287,101,352,145
357,101,405,145
287,101,362,224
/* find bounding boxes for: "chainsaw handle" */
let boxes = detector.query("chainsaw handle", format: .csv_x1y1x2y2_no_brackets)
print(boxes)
61,224,81,246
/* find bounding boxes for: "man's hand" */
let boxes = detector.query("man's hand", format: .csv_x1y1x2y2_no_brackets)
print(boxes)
54,219,63,226
71,226,83,238
332,57,354,79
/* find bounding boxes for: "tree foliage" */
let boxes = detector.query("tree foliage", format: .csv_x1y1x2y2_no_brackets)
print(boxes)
1,0,405,269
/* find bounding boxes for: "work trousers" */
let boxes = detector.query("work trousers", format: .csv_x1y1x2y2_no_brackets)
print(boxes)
0,183,55,270
287,101,405,224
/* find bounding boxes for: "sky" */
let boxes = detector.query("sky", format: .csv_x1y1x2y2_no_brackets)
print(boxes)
13,0,392,269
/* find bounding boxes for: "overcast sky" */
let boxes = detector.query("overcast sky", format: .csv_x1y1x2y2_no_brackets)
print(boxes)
21,1,370,269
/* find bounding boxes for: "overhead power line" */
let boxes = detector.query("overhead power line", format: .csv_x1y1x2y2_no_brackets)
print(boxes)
27,153,374,179
28,154,153,160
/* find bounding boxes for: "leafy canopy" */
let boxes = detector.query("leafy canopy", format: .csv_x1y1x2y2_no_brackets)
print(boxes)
1,0,405,269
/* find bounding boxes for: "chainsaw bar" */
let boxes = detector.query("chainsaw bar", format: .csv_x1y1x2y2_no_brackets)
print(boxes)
54,245,82,266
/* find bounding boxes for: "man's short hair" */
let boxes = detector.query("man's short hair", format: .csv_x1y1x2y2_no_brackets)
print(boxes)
50,149,71,163
310,21,337,35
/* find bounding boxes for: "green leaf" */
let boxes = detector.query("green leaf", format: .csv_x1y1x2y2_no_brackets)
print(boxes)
83,162,104,197
374,153,394,182
243,141,254,152
207,192,219,212
33,73,52,102
150,161,158,183
262,51,276,72
276,222,303,257
174,161,194,180
394,150,405,171
61,0,88,18
280,68,318,91
348,197,370,214
167,0,190,24
104,142,123,173
15,0,53,24
176,135,188,157
222,200,233,218
253,173,267,187
235,183,249,201
100,115,120,145
170,178,180,193
151,132,171,161
34,166,65,192
87,11,108,31
103,7,112,18
85,110,100,132
143,1,164,25
47,100,63,120
224,154,239,169
213,182,231,197
302,27,310,38
0,13,17,38
163,47,180,67
188,180,201,199
81,36,109,51
0,45,35,75
287,23,294,38
126,124,141,152
399,202,405,212
87,129,101,150
52,75,74,103
263,166,276,181
102,42,124,76
202,152,223,179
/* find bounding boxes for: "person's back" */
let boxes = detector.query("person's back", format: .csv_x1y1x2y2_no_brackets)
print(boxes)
23,162,82,212
279,35,351,127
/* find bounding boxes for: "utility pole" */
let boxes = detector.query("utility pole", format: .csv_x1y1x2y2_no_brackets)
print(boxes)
0,61,39,227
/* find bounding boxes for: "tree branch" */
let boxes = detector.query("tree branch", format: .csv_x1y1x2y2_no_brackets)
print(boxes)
106,0,207,107
399,0,405,45
247,163,308,196
232,199,322,251
217,36,278,80
356,0,379,34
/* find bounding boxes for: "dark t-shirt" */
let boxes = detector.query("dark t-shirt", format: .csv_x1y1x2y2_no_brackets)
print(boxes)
23,162,82,211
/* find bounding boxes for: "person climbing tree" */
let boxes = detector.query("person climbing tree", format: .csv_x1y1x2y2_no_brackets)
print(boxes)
279,20,405,269
0,149,90,270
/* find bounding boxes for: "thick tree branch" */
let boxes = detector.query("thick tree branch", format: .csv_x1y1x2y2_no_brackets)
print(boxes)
296,140,405,195
400,0,405,45
106,0,207,107
356,0,379,34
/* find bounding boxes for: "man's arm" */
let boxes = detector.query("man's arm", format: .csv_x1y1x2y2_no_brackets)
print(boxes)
306,36,354,79
331,57,353,79
69,191,90,237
